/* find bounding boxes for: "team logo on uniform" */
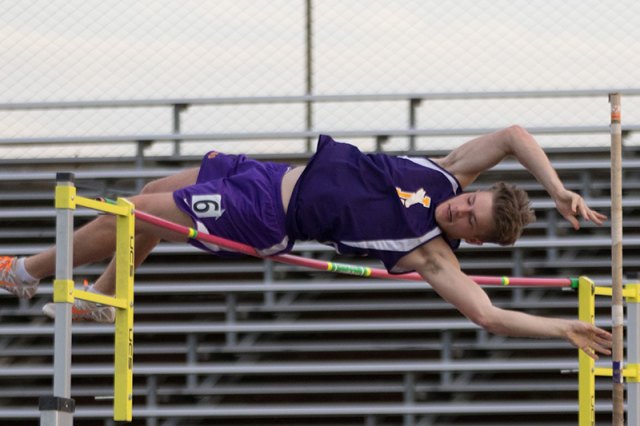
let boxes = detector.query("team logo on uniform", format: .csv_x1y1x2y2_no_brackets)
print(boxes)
396,187,431,208
191,194,225,219
207,151,219,159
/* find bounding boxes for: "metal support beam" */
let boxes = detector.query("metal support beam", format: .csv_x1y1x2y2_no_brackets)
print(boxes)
40,173,76,426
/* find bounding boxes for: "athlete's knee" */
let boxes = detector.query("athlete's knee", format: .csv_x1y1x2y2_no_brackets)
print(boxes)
139,169,198,195
140,178,165,195
129,193,182,220
128,193,157,211
129,193,193,238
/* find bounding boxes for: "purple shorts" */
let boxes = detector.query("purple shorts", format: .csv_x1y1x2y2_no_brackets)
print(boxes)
173,151,294,258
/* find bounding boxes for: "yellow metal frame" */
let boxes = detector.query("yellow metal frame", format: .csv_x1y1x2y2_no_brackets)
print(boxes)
54,189,135,422
578,276,596,426
578,276,640,425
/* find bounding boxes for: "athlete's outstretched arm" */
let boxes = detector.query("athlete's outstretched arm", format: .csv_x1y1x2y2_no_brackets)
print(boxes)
396,238,612,360
433,125,606,229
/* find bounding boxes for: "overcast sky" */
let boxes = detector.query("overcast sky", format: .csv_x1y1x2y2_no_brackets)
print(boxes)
1,0,639,155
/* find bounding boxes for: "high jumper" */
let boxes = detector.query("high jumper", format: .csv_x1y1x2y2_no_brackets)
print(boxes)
0,125,612,359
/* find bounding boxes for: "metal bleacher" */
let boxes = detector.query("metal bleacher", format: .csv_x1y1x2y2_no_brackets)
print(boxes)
1,90,639,425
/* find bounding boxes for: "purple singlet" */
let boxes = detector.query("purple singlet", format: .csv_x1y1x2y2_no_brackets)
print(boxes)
286,135,462,273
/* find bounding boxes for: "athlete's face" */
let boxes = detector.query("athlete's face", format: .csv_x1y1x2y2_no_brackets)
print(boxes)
435,191,495,245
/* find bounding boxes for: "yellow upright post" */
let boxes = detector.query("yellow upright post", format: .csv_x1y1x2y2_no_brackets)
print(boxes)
626,283,640,425
578,276,596,426
113,197,135,422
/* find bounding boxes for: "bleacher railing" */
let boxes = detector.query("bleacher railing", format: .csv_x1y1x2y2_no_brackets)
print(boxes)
1,88,640,161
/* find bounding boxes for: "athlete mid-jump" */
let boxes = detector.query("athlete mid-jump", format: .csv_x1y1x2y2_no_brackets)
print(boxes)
0,126,611,359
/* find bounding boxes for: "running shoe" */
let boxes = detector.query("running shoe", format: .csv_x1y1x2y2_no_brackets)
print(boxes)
0,256,39,299
42,286,115,323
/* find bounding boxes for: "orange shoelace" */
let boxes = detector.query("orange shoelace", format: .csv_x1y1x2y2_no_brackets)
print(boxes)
71,306,92,316
0,257,15,286
0,256,14,273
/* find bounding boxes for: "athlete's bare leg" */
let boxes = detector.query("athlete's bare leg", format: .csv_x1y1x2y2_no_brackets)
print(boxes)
23,168,199,286
91,168,199,295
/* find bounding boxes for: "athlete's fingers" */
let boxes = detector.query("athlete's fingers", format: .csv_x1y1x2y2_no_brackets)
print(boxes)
564,213,580,230
571,195,579,213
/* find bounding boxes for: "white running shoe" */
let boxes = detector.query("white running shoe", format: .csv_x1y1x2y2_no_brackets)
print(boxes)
0,256,39,299
42,286,115,323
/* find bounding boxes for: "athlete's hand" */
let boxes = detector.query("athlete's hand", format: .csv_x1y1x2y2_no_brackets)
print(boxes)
564,320,612,360
554,189,607,230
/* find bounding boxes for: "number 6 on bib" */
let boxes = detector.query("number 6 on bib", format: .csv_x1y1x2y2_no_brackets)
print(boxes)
191,194,225,219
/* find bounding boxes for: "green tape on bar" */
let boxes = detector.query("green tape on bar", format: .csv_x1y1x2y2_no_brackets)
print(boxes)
570,277,580,290
96,197,118,205
327,262,371,277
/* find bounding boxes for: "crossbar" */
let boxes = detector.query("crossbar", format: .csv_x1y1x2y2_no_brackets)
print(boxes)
133,208,574,288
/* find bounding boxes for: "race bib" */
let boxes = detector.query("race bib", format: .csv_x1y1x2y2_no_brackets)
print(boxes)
191,194,225,219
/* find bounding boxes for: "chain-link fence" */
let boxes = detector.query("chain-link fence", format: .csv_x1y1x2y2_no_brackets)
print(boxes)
1,0,639,158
